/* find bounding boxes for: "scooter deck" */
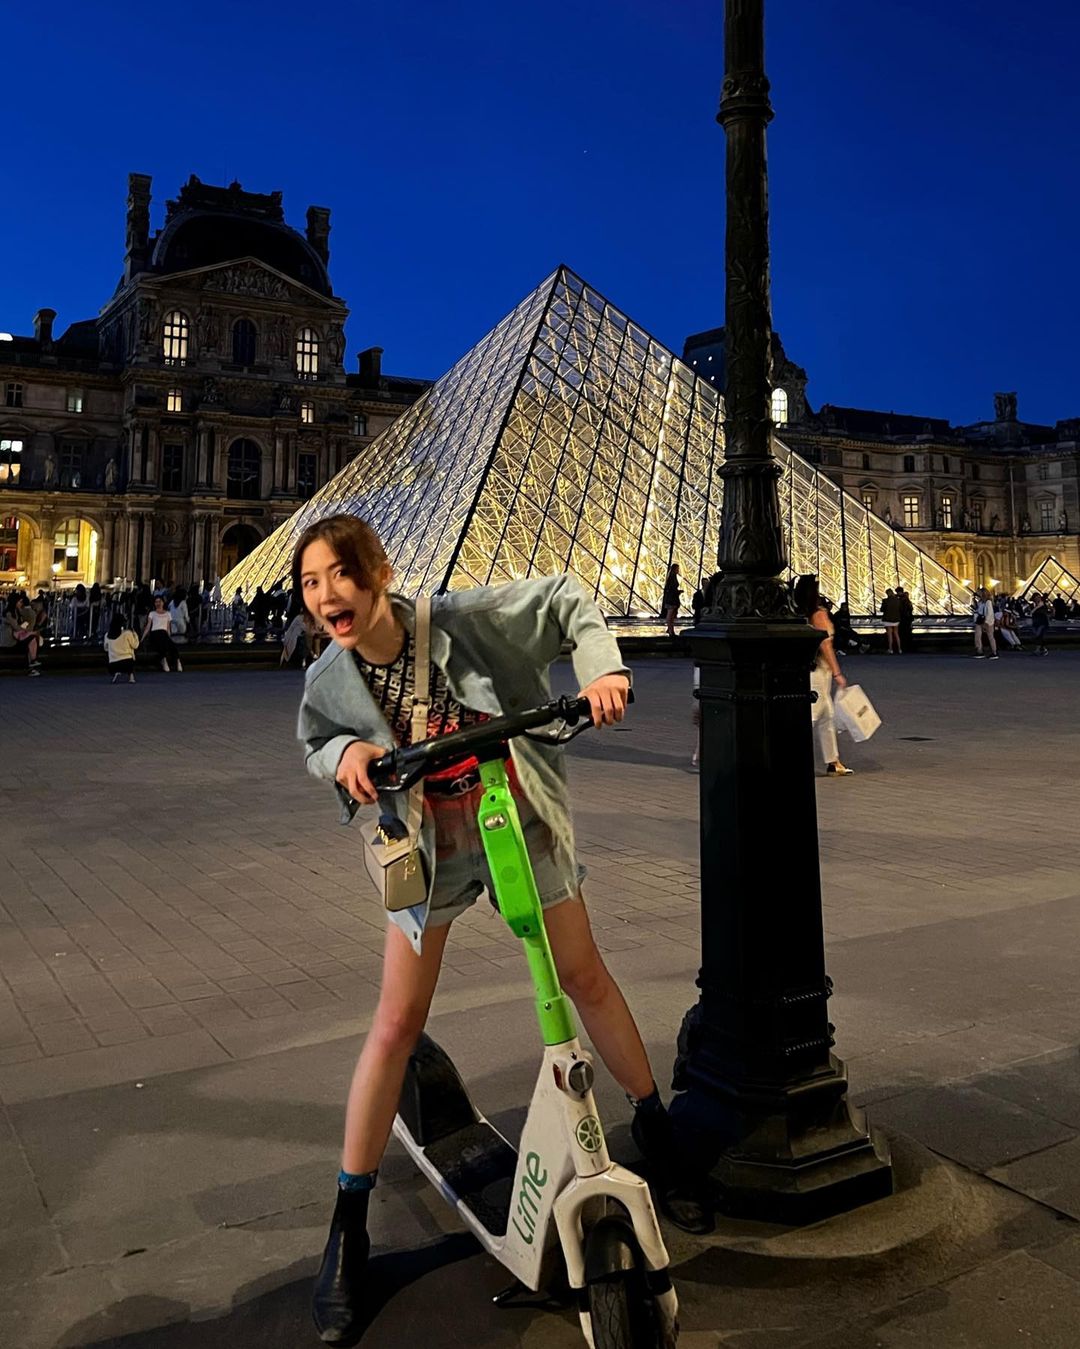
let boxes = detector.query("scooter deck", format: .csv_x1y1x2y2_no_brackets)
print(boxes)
419,1119,518,1236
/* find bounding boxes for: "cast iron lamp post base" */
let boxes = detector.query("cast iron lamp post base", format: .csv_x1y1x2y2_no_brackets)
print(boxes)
668,617,893,1226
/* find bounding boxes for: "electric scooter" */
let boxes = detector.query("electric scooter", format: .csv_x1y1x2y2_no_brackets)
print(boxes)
367,694,678,1349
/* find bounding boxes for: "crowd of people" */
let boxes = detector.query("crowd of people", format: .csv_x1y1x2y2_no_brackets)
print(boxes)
0,575,330,677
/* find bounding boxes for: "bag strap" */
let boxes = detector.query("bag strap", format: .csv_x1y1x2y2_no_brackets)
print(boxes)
405,597,432,843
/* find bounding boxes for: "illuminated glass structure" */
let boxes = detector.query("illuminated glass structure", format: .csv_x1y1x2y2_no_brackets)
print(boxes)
223,267,970,617
1017,555,1080,604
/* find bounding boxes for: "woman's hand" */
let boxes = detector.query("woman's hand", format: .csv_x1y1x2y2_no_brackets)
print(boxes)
579,674,631,727
335,739,392,805
833,672,848,690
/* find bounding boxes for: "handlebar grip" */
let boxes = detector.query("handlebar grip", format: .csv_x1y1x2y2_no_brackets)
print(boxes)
367,751,397,787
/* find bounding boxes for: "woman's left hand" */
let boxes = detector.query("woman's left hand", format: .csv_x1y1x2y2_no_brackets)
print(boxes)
579,674,631,727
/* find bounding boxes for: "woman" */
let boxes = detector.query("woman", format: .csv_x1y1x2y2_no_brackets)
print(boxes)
2,594,43,675
972,586,998,660
168,586,190,641
662,562,681,638
71,583,90,643
880,587,902,653
104,610,139,683
142,595,183,672
793,574,852,776
295,515,708,1342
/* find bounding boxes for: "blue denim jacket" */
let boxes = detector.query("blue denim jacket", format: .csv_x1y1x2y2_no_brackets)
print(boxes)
297,575,631,953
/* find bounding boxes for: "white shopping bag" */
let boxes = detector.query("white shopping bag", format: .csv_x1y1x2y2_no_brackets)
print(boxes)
834,685,881,742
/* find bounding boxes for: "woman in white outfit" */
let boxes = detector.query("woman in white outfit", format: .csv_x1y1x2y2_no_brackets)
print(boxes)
793,575,853,776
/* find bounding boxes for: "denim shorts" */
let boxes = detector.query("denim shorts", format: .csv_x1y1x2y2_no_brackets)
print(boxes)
424,768,585,928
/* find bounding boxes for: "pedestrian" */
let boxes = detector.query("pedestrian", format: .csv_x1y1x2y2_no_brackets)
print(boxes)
662,562,682,638
104,611,139,683
794,574,853,775
833,601,868,654
1030,592,1051,655
1053,595,1068,621
231,588,248,642
972,587,999,660
997,600,1022,651
142,595,183,672
168,586,190,641
896,585,915,652
71,583,90,643
691,581,705,626
88,582,103,642
881,587,902,653
294,513,708,1341
2,594,43,675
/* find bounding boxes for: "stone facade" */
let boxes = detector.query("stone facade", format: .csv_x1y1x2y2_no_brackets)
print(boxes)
684,327,1080,593
0,174,429,589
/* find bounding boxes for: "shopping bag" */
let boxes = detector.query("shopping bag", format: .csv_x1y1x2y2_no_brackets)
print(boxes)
834,685,881,742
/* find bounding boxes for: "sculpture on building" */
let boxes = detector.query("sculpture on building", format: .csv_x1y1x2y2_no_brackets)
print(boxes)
104,457,119,491
138,298,157,344
994,392,1018,422
202,376,222,405
990,513,1000,532
327,325,345,366
197,307,221,352
42,453,57,488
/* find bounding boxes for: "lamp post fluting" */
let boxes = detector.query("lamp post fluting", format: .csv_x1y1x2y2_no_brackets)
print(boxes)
667,0,893,1223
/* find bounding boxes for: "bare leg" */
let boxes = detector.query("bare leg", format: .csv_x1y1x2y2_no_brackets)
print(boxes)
341,921,451,1174
545,895,654,1100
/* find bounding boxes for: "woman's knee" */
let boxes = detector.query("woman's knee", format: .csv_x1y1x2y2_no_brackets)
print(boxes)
368,999,428,1057
560,948,613,1010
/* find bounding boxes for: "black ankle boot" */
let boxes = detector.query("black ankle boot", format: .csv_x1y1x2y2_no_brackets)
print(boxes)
312,1187,372,1345
631,1100,715,1236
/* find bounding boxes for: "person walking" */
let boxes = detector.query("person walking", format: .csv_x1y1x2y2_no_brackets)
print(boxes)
2,594,43,675
881,587,903,653
104,611,140,683
896,585,915,652
1030,592,1051,655
794,574,853,776
142,596,183,671
294,514,709,1342
231,588,248,642
972,587,999,660
662,562,682,638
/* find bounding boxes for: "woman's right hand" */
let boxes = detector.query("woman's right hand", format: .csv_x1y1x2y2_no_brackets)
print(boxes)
833,673,848,690
336,740,392,805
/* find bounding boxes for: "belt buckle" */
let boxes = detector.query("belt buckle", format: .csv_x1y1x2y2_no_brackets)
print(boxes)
448,773,476,797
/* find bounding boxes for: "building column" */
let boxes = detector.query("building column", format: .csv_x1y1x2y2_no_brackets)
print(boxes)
145,427,160,487
142,514,155,583
99,512,117,585
196,425,210,488
32,509,56,587
191,513,207,585
272,433,285,494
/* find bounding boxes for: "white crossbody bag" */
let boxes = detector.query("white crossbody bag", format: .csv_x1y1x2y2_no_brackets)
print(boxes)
359,597,431,913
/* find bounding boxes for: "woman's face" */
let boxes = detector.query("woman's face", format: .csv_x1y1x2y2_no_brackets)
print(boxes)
299,538,388,650
154,598,165,611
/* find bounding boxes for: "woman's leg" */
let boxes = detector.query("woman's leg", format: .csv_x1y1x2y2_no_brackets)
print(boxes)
341,921,452,1173
544,897,653,1100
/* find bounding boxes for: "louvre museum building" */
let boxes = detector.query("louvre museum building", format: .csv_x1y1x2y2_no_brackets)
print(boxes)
3,175,1079,614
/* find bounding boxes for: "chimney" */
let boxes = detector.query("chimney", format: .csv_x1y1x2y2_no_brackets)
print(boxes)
306,205,331,266
33,308,56,347
358,346,383,383
124,173,153,282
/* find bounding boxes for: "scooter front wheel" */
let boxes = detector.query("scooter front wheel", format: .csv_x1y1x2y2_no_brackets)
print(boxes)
583,1216,673,1349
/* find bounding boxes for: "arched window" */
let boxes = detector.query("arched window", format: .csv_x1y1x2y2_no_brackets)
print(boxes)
162,311,189,366
226,438,262,500
771,387,789,424
232,318,257,366
53,518,81,572
296,328,319,380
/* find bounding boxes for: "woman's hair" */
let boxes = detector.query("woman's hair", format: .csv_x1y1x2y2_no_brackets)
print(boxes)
4,594,20,617
75,583,87,601
291,515,389,603
792,574,821,617
666,563,679,577
107,612,126,640
153,594,166,607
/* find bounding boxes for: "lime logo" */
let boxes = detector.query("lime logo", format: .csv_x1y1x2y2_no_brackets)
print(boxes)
575,1116,603,1153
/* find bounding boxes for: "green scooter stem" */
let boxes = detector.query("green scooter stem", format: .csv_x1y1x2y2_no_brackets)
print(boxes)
477,757,575,1047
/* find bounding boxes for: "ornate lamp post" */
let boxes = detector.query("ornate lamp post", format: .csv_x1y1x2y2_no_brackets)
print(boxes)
668,0,893,1222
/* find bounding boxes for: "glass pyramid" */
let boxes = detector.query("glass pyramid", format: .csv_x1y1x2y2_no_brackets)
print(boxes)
1016,555,1080,603
223,266,970,618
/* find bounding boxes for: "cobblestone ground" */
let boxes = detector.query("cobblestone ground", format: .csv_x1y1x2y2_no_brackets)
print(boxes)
0,651,1077,1102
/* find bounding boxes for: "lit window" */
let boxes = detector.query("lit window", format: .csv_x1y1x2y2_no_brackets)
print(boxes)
297,451,317,499
903,495,921,528
0,437,23,484
67,390,84,414
300,400,315,425
166,387,183,413
4,382,23,408
352,413,368,437
1041,501,1055,531
163,311,189,366
861,493,874,513
903,455,916,474
296,327,319,380
771,388,788,424
941,497,953,529
53,518,81,572
232,318,257,366
0,515,20,570
162,443,184,492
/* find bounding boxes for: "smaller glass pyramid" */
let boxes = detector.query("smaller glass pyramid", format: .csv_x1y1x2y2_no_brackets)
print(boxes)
223,266,969,618
1016,555,1080,604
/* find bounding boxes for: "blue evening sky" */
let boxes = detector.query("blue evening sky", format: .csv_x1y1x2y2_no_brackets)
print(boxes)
2,0,1077,426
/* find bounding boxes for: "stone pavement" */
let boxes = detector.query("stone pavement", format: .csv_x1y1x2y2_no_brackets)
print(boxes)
2,650,1080,1346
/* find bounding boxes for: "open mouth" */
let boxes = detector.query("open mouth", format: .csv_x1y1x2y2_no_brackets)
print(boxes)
325,609,355,637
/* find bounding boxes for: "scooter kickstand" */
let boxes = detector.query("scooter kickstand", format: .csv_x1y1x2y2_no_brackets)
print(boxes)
493,1280,568,1311
493,1279,531,1307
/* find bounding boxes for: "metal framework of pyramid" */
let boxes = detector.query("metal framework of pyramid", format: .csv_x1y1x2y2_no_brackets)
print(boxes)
224,267,970,618
1016,555,1080,603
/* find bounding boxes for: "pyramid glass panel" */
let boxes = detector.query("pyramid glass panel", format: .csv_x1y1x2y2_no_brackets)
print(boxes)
224,266,968,618
1016,555,1080,603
